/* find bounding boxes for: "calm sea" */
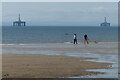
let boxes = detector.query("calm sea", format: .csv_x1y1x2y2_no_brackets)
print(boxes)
2,26,118,44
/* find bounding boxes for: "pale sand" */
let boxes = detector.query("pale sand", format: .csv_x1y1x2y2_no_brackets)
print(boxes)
0,54,2,79
2,42,118,46
2,42,118,53
2,54,111,78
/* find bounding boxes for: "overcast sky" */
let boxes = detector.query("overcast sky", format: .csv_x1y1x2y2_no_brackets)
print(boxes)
2,2,118,26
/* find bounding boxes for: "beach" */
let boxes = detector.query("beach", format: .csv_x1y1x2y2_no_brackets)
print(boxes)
2,42,118,78
3,54,111,78
2,1,118,79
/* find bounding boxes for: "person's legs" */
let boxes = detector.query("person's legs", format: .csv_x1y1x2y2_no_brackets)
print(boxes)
74,39,77,44
84,40,85,44
74,39,75,44
87,40,89,44
84,40,88,45
84,40,86,45
76,39,77,44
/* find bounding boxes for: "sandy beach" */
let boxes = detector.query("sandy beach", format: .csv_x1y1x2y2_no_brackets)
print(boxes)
2,42,118,78
3,54,111,78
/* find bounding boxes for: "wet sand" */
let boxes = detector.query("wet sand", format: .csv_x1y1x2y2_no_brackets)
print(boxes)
2,54,111,78
2,42,118,46
2,42,118,78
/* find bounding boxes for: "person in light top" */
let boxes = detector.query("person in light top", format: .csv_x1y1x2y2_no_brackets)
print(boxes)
73,34,77,44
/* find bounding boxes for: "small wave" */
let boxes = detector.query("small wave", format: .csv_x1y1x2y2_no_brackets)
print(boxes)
1,41,118,46
1,44,16,46
1,44,26,46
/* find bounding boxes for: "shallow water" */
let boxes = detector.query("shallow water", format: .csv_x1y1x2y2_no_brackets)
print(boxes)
80,68,118,78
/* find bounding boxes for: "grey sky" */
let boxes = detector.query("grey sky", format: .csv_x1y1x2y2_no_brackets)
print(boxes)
2,2,118,26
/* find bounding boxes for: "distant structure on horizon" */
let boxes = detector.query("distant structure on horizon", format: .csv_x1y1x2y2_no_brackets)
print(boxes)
100,17,110,27
13,14,26,26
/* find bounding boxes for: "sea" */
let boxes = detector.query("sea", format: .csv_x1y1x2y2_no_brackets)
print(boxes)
2,26,118,44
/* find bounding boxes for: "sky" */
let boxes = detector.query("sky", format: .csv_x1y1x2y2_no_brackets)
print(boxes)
2,2,118,26
1,0,120,2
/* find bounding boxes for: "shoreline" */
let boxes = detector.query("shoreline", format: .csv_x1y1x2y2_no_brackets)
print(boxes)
2,42,118,78
1,42,119,46
3,54,112,78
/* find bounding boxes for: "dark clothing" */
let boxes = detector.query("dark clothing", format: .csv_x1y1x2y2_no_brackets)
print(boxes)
73,34,77,44
84,35,88,40
74,39,77,44
84,34,89,44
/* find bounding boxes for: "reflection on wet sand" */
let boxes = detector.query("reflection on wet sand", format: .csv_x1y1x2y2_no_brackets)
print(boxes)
2,42,118,78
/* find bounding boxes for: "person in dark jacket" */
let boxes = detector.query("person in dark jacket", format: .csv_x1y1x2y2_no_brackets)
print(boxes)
84,34,89,44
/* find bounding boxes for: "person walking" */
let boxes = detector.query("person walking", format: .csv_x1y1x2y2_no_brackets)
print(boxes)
73,34,77,44
84,34,89,44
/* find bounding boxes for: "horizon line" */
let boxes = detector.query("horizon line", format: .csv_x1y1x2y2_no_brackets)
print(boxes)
2,25,118,27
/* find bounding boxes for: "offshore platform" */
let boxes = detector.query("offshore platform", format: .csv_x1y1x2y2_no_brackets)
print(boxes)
100,17,110,27
13,14,26,26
